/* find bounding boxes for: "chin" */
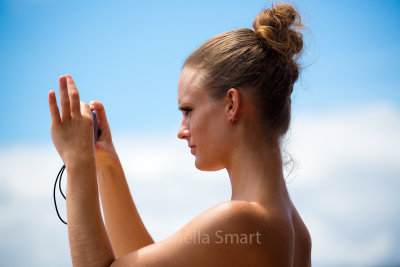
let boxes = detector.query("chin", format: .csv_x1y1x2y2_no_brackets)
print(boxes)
194,158,225,172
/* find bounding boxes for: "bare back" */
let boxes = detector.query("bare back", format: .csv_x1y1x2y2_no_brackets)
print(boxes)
289,203,312,267
225,200,312,267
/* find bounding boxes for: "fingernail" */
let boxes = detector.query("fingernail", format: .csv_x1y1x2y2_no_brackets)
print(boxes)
90,104,95,110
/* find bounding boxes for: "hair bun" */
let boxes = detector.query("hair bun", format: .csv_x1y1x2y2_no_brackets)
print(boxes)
253,3,304,61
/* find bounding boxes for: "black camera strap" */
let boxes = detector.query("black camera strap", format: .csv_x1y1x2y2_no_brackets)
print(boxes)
53,165,67,224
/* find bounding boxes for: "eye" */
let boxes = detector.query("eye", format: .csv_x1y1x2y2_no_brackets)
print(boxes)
179,107,192,117
182,108,192,117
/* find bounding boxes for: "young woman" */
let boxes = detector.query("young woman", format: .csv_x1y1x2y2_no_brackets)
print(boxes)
48,3,312,266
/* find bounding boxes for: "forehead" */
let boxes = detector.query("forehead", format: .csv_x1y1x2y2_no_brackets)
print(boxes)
177,67,205,105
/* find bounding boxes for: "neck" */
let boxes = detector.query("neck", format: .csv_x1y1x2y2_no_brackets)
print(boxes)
225,135,290,204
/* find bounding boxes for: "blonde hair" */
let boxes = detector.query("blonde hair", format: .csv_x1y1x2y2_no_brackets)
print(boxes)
184,3,305,141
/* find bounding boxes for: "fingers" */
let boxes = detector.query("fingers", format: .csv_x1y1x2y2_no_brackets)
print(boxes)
59,75,71,121
66,75,81,117
48,90,61,125
89,100,109,129
80,101,92,119
59,74,82,120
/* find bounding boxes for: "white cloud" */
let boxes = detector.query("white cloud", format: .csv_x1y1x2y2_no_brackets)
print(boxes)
286,102,400,265
0,102,399,266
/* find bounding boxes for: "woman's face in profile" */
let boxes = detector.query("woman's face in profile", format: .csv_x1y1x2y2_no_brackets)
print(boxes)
177,67,230,171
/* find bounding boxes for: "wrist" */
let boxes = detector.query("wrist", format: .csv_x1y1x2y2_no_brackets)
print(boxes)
95,150,121,171
64,154,97,184
63,151,96,168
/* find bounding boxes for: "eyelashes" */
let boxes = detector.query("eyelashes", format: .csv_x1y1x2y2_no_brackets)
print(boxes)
178,107,192,117
182,108,192,117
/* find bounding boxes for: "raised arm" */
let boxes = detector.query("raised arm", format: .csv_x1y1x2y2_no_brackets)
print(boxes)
49,75,114,266
88,101,154,258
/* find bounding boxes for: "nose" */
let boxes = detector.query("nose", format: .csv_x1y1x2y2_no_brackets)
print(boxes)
177,121,190,140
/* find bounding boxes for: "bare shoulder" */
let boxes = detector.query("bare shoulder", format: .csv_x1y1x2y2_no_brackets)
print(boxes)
214,201,296,265
204,200,294,239
111,201,295,267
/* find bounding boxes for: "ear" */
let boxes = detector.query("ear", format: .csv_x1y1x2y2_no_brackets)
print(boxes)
224,88,240,122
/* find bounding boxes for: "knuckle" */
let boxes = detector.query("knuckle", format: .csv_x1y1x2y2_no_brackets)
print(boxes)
50,123,60,130
84,115,94,126
80,101,89,108
71,91,80,99
94,101,104,109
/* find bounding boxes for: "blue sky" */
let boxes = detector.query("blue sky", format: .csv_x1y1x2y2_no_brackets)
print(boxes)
0,0,400,266
1,0,399,145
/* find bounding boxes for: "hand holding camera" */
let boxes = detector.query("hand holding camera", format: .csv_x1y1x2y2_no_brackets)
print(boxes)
49,74,104,224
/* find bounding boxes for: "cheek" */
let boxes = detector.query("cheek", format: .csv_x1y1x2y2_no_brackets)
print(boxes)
191,109,228,171
191,111,216,141
198,112,228,152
